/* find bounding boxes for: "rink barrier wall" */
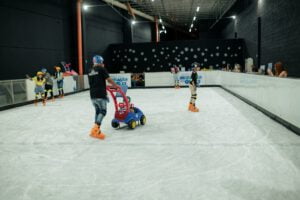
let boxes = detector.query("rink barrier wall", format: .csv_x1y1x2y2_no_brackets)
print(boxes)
1,72,299,136
0,89,89,111
145,71,300,135
220,71,300,135
144,71,220,87
221,87,300,136
0,75,88,111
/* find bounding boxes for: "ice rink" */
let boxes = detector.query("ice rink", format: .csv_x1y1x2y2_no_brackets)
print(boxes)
0,88,300,200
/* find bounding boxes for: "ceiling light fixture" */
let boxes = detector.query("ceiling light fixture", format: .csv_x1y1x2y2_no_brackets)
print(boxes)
231,15,236,19
193,16,196,21
131,20,136,25
83,4,89,10
196,6,200,12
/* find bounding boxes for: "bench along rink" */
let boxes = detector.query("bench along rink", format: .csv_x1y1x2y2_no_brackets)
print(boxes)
0,88,300,200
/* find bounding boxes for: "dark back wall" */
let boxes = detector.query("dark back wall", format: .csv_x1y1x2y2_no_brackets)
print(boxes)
0,0,154,80
106,39,244,73
83,0,123,73
83,3,153,72
222,0,300,77
132,17,153,43
0,0,76,80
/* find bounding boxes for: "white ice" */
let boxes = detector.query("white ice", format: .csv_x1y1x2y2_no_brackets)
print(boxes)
0,88,300,200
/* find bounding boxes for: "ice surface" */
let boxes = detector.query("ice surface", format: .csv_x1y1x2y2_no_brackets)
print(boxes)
0,88,300,200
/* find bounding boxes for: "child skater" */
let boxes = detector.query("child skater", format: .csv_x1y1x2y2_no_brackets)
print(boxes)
170,65,180,89
88,55,119,140
54,66,64,98
26,71,46,106
42,68,54,101
188,67,199,112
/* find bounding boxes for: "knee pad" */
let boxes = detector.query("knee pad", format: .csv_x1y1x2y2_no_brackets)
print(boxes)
99,109,107,116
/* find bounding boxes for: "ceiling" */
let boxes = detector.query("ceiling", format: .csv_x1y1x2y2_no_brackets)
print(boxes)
116,0,237,31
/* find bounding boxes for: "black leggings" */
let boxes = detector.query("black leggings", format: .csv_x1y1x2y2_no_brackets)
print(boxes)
44,84,53,98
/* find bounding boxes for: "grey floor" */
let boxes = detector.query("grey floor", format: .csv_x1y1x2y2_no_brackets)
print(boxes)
0,88,299,200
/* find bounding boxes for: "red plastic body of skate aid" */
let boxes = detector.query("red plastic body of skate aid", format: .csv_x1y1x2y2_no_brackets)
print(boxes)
106,85,145,129
106,86,131,120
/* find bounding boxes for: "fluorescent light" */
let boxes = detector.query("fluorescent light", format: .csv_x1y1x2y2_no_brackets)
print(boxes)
191,24,194,28
196,6,200,12
232,15,236,19
193,16,196,21
83,4,89,10
159,18,162,23
162,25,165,29
151,0,154,2
131,20,136,25
189,29,192,32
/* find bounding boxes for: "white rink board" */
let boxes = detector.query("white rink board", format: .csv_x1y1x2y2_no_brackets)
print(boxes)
110,73,131,87
23,71,300,129
145,71,300,129
26,76,78,101
221,72,300,128
144,71,219,87
144,72,174,87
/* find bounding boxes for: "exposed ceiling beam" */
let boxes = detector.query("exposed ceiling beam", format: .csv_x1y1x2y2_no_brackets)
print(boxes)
125,2,136,19
102,0,154,21
102,0,195,38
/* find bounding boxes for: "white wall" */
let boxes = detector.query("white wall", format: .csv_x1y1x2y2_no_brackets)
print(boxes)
144,71,220,87
26,76,85,100
145,71,300,129
221,72,300,128
144,72,174,87
21,71,300,129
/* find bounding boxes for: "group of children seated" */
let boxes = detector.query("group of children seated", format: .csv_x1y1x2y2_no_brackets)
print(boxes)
27,66,64,106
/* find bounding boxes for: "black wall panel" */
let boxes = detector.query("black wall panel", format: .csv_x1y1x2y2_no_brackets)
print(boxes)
132,19,153,43
0,0,75,80
0,0,154,80
222,0,300,77
83,1,124,73
83,4,154,72
106,39,244,73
